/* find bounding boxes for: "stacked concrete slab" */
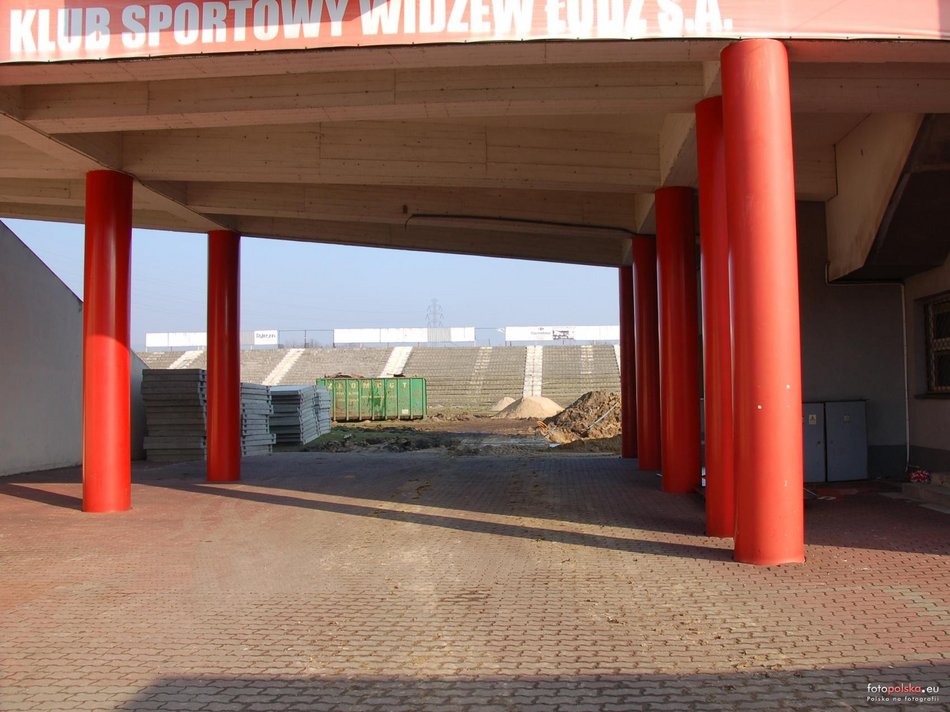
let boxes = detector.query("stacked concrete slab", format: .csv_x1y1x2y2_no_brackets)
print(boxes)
314,385,332,435
270,385,331,445
143,369,276,462
142,369,207,462
241,383,275,456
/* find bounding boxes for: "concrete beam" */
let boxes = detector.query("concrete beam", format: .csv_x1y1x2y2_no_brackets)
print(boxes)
225,215,631,267
826,113,924,281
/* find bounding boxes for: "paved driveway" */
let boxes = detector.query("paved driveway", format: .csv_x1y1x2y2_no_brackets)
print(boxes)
1,452,947,710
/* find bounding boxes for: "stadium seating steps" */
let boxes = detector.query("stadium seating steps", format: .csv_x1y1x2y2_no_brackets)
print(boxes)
135,345,620,413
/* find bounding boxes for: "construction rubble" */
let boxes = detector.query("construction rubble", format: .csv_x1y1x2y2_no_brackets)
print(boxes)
538,390,622,445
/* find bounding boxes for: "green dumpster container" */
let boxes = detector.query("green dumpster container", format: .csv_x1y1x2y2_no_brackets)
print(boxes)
316,377,426,422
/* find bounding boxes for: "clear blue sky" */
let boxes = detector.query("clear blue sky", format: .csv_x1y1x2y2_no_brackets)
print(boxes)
6,218,620,349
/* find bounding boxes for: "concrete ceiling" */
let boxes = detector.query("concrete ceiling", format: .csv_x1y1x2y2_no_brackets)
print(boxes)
1,39,949,266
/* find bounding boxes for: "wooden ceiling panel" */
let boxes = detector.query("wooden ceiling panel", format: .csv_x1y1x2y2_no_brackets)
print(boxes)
22,61,704,133
791,63,950,113
122,121,658,192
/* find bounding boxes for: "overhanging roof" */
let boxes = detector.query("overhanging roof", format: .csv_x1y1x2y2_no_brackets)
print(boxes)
1,28,950,265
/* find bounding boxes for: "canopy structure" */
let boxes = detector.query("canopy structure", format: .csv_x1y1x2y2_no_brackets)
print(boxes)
0,1,948,266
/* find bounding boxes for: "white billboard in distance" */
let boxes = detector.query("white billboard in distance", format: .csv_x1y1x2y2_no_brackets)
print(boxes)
334,327,476,344
145,331,207,349
450,327,476,342
380,328,429,343
253,330,279,346
505,325,619,342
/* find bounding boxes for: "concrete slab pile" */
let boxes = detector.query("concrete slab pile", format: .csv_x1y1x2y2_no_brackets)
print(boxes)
240,383,275,456
314,386,332,437
142,370,277,462
141,369,207,463
270,385,331,446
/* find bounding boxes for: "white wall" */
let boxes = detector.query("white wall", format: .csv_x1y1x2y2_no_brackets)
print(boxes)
0,221,147,476
0,221,84,475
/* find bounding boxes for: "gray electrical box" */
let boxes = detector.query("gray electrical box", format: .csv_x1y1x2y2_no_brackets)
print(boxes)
802,402,826,483
825,400,868,482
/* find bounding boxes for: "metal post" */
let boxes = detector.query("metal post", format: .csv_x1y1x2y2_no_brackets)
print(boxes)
655,187,702,494
207,230,241,482
619,265,637,458
632,237,662,471
696,95,736,538
83,170,133,512
722,39,805,565
619,265,638,459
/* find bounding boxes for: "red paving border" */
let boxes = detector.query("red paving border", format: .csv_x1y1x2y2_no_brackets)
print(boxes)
1,452,947,711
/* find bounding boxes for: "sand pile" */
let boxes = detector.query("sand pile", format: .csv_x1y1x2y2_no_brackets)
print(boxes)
541,390,622,444
491,396,516,412
493,396,563,419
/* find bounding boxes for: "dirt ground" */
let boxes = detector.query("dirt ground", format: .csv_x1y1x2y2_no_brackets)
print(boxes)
303,414,621,455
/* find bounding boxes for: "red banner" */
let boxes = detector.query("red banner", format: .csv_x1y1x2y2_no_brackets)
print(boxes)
2,0,947,63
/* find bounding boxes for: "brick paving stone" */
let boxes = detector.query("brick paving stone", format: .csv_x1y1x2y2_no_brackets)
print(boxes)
1,452,948,711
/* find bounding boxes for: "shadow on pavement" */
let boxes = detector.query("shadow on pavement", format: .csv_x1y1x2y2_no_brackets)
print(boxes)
3,451,948,558
176,479,732,562
113,664,947,711
0,481,82,510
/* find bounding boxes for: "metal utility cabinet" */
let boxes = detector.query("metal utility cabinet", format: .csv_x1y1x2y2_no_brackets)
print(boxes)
801,400,868,483
802,403,826,483
315,377,427,422
825,400,868,482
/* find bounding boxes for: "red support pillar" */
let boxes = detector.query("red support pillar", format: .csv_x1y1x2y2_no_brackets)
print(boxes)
696,96,735,538
207,230,241,482
83,170,133,513
619,265,638,459
722,39,804,565
632,237,661,470
655,187,701,494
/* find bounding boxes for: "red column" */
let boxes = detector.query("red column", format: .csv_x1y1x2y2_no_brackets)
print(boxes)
696,96,735,538
632,237,661,470
83,170,133,512
722,39,804,565
207,230,241,482
619,265,638,459
655,187,701,494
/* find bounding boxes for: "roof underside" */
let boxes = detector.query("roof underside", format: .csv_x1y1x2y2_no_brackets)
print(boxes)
1,39,950,266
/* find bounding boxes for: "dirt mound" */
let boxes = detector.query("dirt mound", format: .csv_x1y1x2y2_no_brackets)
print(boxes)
552,434,622,453
541,391,622,444
494,396,563,419
491,396,516,412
